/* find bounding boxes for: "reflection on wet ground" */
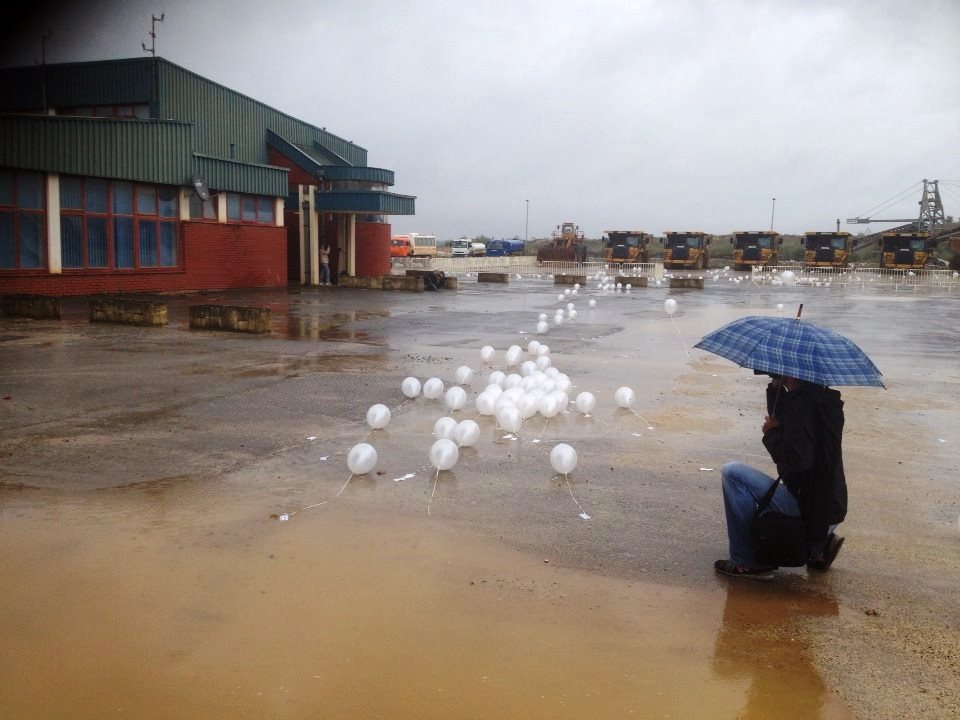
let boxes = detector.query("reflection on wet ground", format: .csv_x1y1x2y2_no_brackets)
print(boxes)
0,484,851,720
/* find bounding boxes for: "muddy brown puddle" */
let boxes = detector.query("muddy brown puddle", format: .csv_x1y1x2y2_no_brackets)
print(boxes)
0,481,851,720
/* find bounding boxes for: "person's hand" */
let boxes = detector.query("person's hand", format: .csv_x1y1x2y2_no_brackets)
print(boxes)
762,415,780,434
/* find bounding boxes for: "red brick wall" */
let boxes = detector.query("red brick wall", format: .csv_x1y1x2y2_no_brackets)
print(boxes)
268,148,318,187
356,221,391,277
1,222,287,296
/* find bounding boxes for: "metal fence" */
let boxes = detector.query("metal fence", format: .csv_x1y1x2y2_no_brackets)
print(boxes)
390,257,960,290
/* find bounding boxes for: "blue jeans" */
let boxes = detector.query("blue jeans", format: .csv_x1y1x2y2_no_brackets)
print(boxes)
721,462,837,567
320,263,331,284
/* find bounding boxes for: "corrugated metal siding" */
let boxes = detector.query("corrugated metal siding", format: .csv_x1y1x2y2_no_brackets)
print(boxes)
313,191,415,215
158,61,368,167
322,166,394,185
194,154,288,197
0,114,193,184
0,59,152,111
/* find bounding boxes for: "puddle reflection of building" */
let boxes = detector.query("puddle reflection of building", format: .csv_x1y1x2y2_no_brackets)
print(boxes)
712,583,842,719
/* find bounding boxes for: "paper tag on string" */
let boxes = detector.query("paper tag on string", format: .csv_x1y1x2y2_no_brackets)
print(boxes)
279,514,289,522
579,513,591,520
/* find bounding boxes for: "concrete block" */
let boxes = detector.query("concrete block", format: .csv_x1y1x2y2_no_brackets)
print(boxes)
554,274,586,285
188,305,272,333
615,276,648,288
477,272,509,283
1,294,61,319
89,297,167,326
668,277,705,289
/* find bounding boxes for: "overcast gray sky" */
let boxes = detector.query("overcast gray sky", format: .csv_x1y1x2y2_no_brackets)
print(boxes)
3,0,959,240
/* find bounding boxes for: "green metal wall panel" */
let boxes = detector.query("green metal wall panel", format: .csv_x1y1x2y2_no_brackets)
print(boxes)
0,114,193,184
313,191,416,215
193,154,288,197
321,166,395,185
157,61,368,167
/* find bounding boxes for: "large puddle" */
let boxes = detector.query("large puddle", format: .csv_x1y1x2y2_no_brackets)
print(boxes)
0,482,852,719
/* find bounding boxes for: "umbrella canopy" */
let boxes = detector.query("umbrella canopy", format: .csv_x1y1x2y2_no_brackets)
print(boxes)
694,315,884,388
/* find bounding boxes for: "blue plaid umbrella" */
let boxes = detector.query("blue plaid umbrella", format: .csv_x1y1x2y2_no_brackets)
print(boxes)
694,315,884,388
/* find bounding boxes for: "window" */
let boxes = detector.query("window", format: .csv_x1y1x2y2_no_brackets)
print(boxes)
189,192,218,220
58,175,179,271
227,193,275,224
0,170,46,270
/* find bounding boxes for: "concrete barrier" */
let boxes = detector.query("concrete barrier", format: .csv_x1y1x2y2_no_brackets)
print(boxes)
477,272,509,283
1,294,61,319
668,277,705,289
90,297,167,326
342,275,424,291
554,274,587,285
615,276,648,288
189,305,271,333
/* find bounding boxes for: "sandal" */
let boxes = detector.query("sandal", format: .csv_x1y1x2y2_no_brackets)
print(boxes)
714,559,776,581
807,534,844,572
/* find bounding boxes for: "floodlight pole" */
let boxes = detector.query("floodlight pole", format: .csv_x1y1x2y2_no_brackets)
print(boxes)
525,199,529,244
770,197,776,231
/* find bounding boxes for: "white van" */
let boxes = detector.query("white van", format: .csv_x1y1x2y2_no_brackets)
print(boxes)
451,238,472,257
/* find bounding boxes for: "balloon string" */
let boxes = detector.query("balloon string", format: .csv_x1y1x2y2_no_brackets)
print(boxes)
285,500,329,517
556,473,590,520
336,474,354,498
427,469,440,516
669,315,690,357
629,408,652,426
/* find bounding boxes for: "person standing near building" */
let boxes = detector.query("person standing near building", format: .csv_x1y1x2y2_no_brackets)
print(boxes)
319,243,331,285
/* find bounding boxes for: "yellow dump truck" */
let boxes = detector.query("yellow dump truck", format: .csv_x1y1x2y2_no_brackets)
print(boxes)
802,231,852,268
879,231,934,269
661,231,711,270
731,231,782,270
603,230,651,264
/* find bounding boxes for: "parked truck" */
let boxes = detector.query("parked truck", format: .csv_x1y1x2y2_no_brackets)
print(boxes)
802,231,852,268
485,239,525,256
731,231,782,270
661,231,711,270
603,230,651,264
878,231,935,269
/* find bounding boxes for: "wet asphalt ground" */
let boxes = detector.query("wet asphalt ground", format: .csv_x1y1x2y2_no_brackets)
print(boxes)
1,273,958,719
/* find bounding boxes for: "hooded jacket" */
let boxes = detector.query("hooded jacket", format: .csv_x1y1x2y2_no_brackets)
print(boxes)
761,381,847,545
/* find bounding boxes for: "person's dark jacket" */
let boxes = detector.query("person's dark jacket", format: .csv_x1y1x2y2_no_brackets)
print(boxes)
762,381,847,546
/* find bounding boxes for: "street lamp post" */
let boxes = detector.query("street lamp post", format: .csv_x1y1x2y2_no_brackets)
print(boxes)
770,197,776,231
525,199,529,244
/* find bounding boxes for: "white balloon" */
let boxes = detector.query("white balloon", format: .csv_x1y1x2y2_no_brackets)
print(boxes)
780,270,797,286
401,376,422,398
445,385,467,411
553,316,564,326
347,443,377,475
483,383,504,398
555,376,572,393
504,373,522,389
430,438,459,471
564,288,572,295
517,394,539,419
550,443,578,475
536,321,549,334
433,416,457,439
488,370,506,387
575,391,596,414
557,294,565,301
537,345,550,356
538,394,560,418
521,360,538,376
495,394,517,413
544,366,560,378
776,303,784,311
551,390,570,412
589,298,597,308
496,405,523,433
615,386,636,408
454,365,474,385
527,340,541,355
366,403,391,430
475,391,496,415
664,298,678,316
423,377,445,399
573,283,580,290
454,419,481,447
566,302,575,311
480,345,495,363
568,309,578,320
505,346,523,366
536,355,552,371
538,313,548,322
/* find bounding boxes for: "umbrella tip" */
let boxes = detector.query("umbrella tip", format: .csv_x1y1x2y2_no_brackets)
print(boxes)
796,303,803,320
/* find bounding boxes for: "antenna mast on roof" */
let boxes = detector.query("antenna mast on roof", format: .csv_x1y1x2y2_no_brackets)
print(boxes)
142,13,165,118
141,13,164,57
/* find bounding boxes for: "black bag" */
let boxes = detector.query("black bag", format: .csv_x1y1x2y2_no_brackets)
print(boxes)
750,478,808,567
